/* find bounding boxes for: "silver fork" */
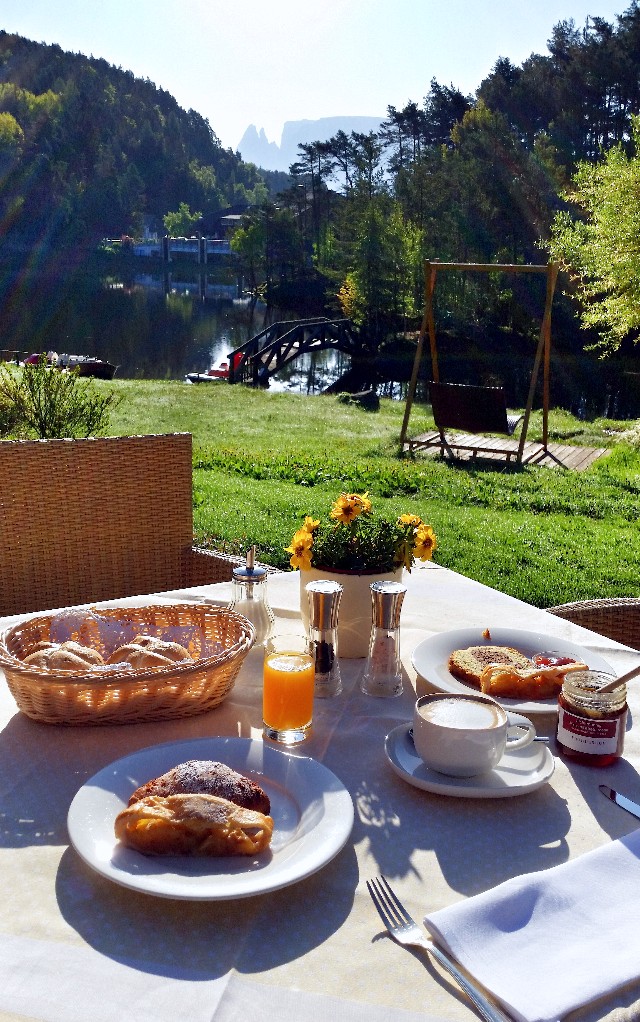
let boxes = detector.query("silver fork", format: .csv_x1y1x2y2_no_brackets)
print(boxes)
367,876,509,1022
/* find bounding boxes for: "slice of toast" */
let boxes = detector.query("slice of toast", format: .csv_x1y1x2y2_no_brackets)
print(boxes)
448,645,532,687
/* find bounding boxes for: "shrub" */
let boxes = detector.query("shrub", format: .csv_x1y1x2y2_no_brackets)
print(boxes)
0,357,121,439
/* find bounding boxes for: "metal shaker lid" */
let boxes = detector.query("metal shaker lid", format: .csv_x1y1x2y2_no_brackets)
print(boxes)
232,545,268,583
370,580,407,629
305,579,343,630
232,564,267,583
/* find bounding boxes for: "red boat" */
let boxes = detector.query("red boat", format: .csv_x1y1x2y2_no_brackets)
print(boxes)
185,354,242,383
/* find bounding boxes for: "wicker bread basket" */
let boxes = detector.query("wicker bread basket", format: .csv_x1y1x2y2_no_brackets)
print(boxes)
0,603,255,725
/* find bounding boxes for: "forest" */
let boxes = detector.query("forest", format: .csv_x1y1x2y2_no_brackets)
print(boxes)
2,7,640,359
230,2,640,357
0,30,267,251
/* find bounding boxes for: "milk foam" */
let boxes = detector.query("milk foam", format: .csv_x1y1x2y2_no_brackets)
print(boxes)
419,697,502,729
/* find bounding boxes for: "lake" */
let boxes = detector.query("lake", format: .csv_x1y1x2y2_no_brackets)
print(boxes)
1,259,639,418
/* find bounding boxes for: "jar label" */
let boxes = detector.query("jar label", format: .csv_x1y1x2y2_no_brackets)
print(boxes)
557,706,622,755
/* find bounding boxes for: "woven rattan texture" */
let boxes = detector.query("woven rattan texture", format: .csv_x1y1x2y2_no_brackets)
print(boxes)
546,598,640,651
0,433,244,616
0,603,254,725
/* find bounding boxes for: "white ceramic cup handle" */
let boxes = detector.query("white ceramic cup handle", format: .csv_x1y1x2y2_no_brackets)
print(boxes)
505,710,536,749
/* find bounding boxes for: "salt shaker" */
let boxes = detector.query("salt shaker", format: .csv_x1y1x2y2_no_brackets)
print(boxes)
227,546,275,647
361,580,407,697
305,579,343,697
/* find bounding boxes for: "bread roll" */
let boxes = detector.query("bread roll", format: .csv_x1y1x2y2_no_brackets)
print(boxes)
107,636,190,669
129,759,271,815
115,793,273,857
131,635,191,662
22,640,105,671
105,643,169,668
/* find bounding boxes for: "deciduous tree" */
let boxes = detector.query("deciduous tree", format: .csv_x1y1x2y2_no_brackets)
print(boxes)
549,114,640,350
163,201,201,236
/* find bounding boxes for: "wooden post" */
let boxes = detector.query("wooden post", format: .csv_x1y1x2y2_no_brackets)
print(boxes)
542,263,559,450
426,262,439,382
400,261,438,447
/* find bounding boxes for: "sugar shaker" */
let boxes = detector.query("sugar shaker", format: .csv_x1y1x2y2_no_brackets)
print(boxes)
305,579,343,697
227,546,275,646
361,580,407,697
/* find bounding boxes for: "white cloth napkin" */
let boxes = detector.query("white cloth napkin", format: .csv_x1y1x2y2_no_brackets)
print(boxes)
423,827,640,1022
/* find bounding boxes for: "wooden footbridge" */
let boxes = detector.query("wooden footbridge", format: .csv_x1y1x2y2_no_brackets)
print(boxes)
227,318,364,385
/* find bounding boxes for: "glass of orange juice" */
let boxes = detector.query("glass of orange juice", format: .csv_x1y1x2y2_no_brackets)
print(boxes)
263,634,314,745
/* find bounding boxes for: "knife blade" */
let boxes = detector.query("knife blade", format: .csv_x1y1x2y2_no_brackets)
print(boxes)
599,784,640,821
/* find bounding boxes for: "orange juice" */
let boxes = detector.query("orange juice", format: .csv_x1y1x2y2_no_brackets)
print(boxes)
263,651,314,732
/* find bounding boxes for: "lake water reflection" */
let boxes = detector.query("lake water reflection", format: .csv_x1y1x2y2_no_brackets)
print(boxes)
1,262,639,418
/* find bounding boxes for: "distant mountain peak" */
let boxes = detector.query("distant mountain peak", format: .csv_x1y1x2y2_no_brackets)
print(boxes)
237,115,382,171
237,124,280,160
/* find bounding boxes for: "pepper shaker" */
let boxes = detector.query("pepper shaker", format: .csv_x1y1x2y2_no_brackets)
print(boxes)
227,546,275,647
361,580,407,697
305,579,343,697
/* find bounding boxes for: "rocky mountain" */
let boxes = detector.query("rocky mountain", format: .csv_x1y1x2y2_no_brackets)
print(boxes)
237,116,383,171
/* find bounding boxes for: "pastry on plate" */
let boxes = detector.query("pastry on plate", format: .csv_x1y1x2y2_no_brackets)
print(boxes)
115,793,273,857
128,759,271,815
449,643,586,700
479,659,586,700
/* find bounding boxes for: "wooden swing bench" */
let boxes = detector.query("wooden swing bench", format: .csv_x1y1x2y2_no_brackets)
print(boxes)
401,260,559,467
408,381,525,463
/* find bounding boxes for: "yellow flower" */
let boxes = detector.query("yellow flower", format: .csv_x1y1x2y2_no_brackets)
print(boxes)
287,492,436,573
285,528,314,570
414,524,437,561
329,491,372,524
398,513,423,528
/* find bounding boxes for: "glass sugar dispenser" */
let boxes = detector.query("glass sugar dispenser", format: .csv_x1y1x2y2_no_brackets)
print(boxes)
227,546,275,647
361,580,407,697
305,578,343,698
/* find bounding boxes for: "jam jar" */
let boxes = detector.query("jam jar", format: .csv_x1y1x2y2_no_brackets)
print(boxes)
556,670,627,766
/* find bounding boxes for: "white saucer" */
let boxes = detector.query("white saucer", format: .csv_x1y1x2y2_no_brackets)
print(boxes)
384,724,555,799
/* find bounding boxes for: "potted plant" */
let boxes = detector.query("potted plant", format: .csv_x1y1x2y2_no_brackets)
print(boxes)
287,492,437,657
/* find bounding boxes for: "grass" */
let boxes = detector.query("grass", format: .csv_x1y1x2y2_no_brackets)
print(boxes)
101,377,640,609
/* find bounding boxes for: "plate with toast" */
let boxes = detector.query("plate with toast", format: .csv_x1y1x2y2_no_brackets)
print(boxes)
411,626,613,715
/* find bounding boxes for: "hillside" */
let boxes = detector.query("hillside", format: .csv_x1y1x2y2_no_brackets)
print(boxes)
0,31,267,252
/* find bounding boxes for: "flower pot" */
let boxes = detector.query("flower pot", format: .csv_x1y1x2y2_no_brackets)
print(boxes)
299,566,404,658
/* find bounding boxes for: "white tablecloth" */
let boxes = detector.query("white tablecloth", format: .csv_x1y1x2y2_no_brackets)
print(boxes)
1,563,639,1022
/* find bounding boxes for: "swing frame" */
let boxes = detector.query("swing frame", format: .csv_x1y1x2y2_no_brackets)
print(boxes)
400,260,559,464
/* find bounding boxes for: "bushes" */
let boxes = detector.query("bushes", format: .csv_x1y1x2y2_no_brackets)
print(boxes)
0,357,121,439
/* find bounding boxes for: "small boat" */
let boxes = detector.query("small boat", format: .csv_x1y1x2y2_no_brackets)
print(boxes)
185,358,231,384
24,352,117,380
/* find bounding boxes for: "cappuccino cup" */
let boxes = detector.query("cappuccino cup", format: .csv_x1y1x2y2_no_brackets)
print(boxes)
413,693,536,777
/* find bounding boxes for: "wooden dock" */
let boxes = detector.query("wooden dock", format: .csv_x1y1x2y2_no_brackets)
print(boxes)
405,431,609,470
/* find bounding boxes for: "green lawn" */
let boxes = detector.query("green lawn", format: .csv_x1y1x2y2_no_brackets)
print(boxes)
106,378,640,608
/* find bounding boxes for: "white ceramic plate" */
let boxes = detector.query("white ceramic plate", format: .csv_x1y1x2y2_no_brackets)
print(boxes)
385,723,555,798
411,626,613,716
67,736,354,900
